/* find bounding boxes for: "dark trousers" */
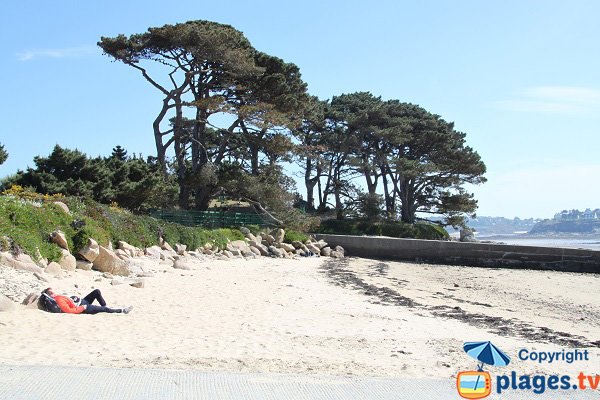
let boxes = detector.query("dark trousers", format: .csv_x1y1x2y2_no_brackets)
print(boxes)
81,289,121,314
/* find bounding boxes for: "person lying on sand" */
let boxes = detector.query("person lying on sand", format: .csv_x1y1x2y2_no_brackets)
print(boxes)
41,288,133,315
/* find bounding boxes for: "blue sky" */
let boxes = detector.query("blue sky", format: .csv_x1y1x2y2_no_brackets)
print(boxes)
1,0,599,218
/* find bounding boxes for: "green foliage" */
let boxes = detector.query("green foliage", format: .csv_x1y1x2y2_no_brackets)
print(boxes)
0,143,7,165
0,192,244,261
283,230,309,244
8,145,178,211
315,219,449,240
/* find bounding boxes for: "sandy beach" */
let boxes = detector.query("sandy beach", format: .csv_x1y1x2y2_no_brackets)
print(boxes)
0,255,598,378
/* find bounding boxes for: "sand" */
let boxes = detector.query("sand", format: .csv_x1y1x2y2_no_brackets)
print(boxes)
0,256,598,378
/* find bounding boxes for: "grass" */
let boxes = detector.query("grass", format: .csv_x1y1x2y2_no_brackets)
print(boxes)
0,193,244,262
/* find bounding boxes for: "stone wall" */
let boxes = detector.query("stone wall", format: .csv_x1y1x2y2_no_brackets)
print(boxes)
313,234,600,273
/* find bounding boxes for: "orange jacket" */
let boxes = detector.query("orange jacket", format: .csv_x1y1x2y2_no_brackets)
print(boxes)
54,295,85,314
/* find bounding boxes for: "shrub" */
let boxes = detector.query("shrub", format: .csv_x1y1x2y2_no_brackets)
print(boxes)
284,230,309,244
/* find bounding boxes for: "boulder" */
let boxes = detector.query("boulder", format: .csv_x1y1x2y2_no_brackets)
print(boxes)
0,293,16,312
202,248,214,256
111,279,125,286
22,293,40,309
159,238,174,252
249,247,261,256
92,246,130,276
306,243,321,254
334,245,345,256
79,238,100,262
272,229,285,244
316,240,329,249
53,201,70,214
291,241,304,249
239,227,251,235
45,262,64,278
203,243,213,250
228,240,254,257
245,232,258,242
58,249,76,271
277,242,295,253
175,243,187,255
34,248,48,267
173,259,192,270
264,234,275,246
50,230,69,251
0,252,44,274
114,249,131,261
223,250,234,259
268,246,285,258
330,250,344,258
144,246,162,259
248,241,269,256
130,280,145,288
75,260,93,271
118,241,137,257
320,247,332,257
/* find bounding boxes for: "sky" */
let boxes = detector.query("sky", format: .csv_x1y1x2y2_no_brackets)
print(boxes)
1,0,599,219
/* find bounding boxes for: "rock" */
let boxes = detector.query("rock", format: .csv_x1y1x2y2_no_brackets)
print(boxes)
50,230,69,251
291,241,304,249
249,247,261,256
320,247,332,257
272,229,285,244
294,249,303,255
175,243,187,255
203,243,213,250
93,246,130,276
22,293,40,309
268,246,285,258
248,241,269,256
76,260,93,271
202,248,214,256
159,238,174,252
45,262,63,278
53,201,70,214
173,259,191,270
334,245,345,256
245,232,258,242
130,280,145,288
111,279,125,286
118,241,137,257
228,240,254,257
144,246,162,259
264,234,275,246
33,271,49,282
216,254,229,261
277,242,295,253
103,272,114,279
114,249,131,261
316,240,329,249
58,249,76,271
34,248,48,267
330,250,344,258
0,293,16,312
79,238,100,262
0,252,44,274
223,250,234,259
306,243,321,254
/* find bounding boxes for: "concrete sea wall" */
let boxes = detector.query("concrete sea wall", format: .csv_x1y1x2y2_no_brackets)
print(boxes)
314,234,600,273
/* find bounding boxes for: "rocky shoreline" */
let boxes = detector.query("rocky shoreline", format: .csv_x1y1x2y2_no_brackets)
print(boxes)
0,227,344,309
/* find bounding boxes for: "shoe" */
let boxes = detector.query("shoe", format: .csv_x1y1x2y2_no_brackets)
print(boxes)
122,306,133,314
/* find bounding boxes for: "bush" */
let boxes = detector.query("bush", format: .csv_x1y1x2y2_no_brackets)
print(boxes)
284,230,309,244
0,191,245,260
315,218,449,240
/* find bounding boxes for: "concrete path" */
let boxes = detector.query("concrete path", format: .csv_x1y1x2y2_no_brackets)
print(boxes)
0,364,597,399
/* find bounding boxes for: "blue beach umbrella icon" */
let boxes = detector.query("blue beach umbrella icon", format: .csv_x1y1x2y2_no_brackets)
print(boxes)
463,341,511,395
464,341,511,370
